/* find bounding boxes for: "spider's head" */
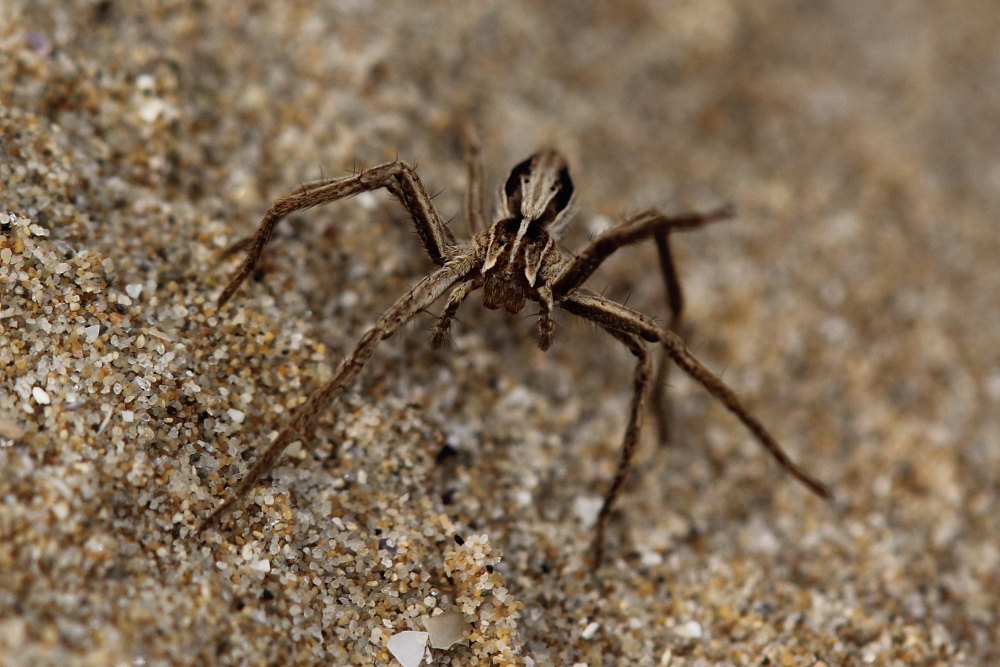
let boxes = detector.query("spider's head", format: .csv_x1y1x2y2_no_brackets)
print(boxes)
480,151,575,313
497,150,576,236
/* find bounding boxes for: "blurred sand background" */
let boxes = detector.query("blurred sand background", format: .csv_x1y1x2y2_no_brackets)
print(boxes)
1,2,998,664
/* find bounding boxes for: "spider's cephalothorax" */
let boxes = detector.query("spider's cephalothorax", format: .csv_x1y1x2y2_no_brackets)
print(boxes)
204,136,831,568
480,150,573,315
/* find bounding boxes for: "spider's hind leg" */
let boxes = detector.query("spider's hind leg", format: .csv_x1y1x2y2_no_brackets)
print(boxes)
560,290,830,505
650,229,687,448
462,122,485,235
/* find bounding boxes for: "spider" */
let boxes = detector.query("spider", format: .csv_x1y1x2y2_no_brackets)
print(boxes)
202,137,830,567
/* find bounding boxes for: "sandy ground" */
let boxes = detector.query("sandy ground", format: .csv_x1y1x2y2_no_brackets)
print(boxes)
2,2,998,665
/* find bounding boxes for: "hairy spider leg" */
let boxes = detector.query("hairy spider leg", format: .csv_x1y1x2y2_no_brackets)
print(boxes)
586,327,652,568
560,291,831,507
551,206,732,444
431,277,482,349
217,161,457,307
649,231,686,445
202,266,464,532
462,123,485,235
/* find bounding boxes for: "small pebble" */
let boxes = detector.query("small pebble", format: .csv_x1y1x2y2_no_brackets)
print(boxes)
83,325,100,343
423,610,470,650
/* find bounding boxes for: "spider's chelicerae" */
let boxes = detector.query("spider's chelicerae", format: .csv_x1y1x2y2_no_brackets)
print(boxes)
204,139,830,567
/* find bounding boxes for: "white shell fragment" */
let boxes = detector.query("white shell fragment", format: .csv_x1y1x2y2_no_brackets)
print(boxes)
674,620,703,639
581,621,599,640
387,631,428,667
31,386,51,405
573,495,602,528
423,610,470,649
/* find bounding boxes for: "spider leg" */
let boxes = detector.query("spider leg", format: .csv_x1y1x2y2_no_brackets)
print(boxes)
559,290,831,501
201,265,463,532
217,234,256,260
462,123,485,235
289,175,347,197
535,285,556,351
587,328,652,569
431,277,482,349
650,231,685,447
218,161,457,307
654,232,685,329
551,205,732,300
551,206,731,446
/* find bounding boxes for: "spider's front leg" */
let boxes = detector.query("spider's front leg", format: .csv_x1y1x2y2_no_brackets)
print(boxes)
217,160,456,307
536,285,556,351
552,206,732,443
201,265,464,532
551,206,732,299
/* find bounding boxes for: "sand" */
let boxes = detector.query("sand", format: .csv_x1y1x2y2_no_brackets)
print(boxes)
2,2,998,665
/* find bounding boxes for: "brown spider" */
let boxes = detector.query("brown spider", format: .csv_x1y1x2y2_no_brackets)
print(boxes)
203,139,830,567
